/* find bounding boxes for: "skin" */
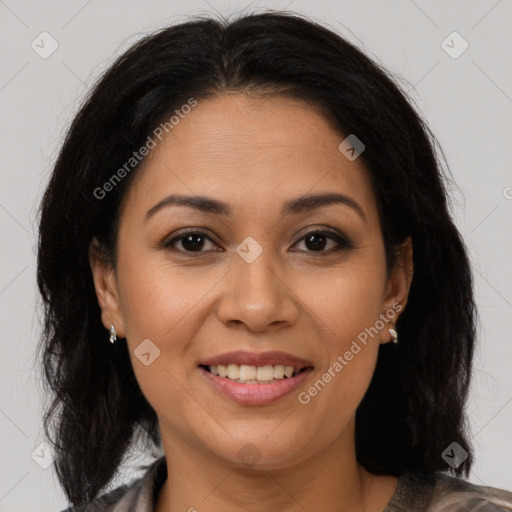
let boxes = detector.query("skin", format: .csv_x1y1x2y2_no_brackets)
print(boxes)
90,93,413,512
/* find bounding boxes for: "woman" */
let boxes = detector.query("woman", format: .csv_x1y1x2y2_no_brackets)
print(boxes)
36,10,512,512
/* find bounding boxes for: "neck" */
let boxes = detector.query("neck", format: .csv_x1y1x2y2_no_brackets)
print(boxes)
154,418,398,512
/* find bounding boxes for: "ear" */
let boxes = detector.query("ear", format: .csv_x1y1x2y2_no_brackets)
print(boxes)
88,237,126,338
380,236,414,343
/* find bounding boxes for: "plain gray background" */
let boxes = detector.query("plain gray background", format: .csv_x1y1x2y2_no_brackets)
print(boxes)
1,0,511,510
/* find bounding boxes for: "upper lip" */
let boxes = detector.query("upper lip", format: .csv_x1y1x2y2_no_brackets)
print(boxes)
200,350,313,370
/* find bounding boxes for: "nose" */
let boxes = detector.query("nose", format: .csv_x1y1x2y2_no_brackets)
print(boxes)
216,252,300,333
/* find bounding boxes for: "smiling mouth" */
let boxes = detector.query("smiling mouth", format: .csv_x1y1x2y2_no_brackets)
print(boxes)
200,364,312,384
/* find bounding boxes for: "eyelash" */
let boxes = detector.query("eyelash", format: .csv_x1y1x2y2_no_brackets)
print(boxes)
163,228,354,256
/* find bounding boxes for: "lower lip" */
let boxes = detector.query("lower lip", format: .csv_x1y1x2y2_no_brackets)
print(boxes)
199,366,313,406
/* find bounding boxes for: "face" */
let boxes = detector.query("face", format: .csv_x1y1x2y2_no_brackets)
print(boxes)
90,93,413,470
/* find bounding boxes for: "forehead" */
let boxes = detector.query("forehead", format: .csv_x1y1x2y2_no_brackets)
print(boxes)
121,93,378,226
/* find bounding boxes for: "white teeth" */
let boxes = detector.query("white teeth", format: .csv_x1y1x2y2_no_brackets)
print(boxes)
273,364,285,379
283,366,294,378
227,364,239,380
206,363,299,382
256,365,274,381
239,365,257,380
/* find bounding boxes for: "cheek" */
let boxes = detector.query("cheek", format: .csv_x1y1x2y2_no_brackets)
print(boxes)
301,255,387,346
117,262,208,428
114,255,198,382
115,251,232,403
117,251,215,342
293,252,385,409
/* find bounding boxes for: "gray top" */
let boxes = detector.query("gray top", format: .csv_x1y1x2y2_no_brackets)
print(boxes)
61,456,512,511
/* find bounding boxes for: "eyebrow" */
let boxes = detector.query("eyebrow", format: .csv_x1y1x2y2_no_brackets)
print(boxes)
145,192,366,222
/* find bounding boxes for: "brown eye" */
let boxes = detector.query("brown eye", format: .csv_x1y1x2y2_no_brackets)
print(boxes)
164,228,353,256
293,229,353,253
164,231,219,253
178,233,207,252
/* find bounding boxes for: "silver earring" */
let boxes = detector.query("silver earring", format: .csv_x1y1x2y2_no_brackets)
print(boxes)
389,326,398,344
110,324,117,344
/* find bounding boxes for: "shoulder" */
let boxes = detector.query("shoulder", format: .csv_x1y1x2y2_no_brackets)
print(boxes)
58,484,134,512
387,469,512,511
428,472,512,511
58,456,167,512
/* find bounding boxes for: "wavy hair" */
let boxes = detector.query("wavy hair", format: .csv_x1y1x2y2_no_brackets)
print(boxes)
36,10,477,507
